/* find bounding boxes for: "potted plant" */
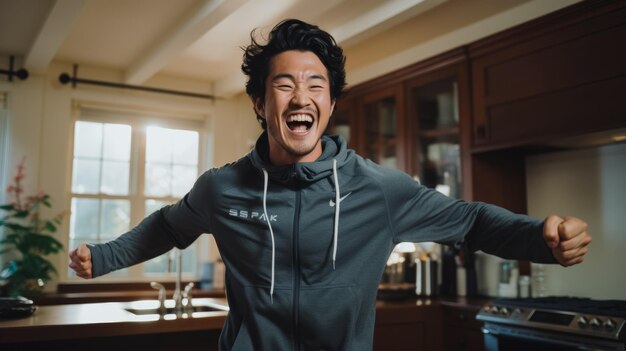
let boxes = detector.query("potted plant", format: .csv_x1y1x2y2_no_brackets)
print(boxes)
0,158,64,297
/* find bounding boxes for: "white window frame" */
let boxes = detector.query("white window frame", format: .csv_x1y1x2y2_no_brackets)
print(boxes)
67,106,209,283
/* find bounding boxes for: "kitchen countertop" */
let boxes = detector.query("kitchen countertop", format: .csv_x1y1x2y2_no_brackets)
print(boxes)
0,296,489,344
0,297,228,343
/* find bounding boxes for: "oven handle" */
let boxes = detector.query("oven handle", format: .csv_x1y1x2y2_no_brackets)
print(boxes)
481,325,622,351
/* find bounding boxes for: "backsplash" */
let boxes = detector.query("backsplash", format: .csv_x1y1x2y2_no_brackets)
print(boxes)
525,142,626,300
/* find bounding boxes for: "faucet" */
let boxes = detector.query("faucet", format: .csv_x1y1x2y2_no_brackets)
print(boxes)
150,281,167,315
151,249,195,315
172,249,184,314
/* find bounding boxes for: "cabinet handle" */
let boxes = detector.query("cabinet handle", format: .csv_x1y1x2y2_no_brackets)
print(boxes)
476,124,486,139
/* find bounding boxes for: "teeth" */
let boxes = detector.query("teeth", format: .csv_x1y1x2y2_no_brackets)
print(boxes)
288,114,313,123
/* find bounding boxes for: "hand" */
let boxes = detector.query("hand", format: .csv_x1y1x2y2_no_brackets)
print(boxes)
543,215,592,266
69,242,93,279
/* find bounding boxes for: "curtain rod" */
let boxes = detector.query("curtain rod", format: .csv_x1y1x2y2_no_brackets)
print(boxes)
59,64,215,100
0,56,29,81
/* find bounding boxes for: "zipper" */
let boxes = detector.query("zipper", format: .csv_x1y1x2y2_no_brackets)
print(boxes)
292,179,302,351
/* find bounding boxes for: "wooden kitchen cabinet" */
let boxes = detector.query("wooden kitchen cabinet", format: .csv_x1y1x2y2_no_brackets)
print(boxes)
373,300,442,351
328,95,357,149
340,0,626,216
441,304,484,351
405,62,472,200
469,0,626,151
345,49,471,199
358,84,407,171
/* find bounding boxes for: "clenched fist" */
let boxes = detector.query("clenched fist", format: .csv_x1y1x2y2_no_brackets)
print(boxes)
69,242,93,279
543,215,592,266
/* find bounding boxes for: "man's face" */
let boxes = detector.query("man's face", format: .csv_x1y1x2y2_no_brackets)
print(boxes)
255,50,335,165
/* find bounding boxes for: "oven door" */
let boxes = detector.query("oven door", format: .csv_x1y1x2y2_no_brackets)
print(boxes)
482,322,625,351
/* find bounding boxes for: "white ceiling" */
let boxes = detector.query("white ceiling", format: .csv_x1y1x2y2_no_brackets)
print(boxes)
0,0,450,95
0,0,575,97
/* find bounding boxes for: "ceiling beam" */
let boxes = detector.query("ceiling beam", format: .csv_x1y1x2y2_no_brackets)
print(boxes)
331,0,447,46
24,0,87,74
125,0,248,85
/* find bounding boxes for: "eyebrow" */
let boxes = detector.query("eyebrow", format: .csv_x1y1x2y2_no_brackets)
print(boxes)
271,73,328,82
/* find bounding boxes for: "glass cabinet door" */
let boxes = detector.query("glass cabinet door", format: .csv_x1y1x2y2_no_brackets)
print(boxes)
409,77,462,198
360,87,404,170
327,98,353,146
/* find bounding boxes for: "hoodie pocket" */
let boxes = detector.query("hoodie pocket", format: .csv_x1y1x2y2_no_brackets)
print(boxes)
299,284,360,351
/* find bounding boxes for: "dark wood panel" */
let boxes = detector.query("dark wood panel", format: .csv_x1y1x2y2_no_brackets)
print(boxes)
470,151,527,214
1,330,221,351
470,0,626,148
374,322,427,351
484,21,626,104
487,74,626,147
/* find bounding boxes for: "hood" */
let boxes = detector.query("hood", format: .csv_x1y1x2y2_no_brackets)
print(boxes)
248,132,351,185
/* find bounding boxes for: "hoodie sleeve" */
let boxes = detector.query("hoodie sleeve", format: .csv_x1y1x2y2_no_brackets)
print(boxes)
382,170,556,263
89,171,215,278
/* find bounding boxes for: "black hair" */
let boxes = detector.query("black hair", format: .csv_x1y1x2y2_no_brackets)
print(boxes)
241,19,346,129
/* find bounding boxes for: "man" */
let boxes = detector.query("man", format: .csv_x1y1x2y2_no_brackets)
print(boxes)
69,19,591,350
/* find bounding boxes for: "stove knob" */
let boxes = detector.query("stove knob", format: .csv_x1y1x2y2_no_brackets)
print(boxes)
500,307,510,316
483,305,491,313
513,308,523,315
604,319,615,331
589,318,601,329
490,306,500,314
577,316,588,328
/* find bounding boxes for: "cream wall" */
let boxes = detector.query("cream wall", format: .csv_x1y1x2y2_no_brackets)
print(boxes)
0,56,260,287
526,143,626,300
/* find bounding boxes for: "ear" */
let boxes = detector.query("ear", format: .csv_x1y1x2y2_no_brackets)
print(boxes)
253,97,265,118
330,99,336,117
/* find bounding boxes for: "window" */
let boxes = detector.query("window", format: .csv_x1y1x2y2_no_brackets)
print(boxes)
68,109,205,280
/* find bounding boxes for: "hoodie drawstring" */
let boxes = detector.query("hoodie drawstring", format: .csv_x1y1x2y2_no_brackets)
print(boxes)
332,159,340,269
262,160,340,301
262,169,276,303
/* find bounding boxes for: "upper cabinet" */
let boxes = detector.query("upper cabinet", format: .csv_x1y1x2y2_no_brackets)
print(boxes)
345,49,471,199
358,85,406,170
405,64,471,200
337,0,626,214
469,0,626,151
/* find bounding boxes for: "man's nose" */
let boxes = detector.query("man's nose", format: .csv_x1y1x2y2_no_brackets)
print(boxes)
290,88,310,107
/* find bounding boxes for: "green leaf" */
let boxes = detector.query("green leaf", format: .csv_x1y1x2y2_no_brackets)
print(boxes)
0,204,15,211
21,233,64,255
4,223,31,232
44,221,57,233
14,210,30,218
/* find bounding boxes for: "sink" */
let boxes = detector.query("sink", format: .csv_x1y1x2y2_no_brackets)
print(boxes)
124,298,229,316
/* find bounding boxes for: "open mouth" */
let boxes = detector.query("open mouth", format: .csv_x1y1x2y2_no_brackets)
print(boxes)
286,114,314,133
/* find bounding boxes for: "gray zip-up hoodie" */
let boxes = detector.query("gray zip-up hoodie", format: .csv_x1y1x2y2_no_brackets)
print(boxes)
90,133,556,351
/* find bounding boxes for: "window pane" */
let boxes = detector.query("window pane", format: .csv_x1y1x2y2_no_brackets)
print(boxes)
74,121,102,158
145,163,171,196
102,124,131,161
101,160,129,195
146,126,173,163
69,198,99,240
72,158,100,194
144,248,195,274
145,199,169,216
171,129,199,165
172,165,197,197
144,252,172,274
100,199,130,237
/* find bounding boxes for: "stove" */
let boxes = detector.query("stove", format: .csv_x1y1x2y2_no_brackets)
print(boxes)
477,297,626,351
